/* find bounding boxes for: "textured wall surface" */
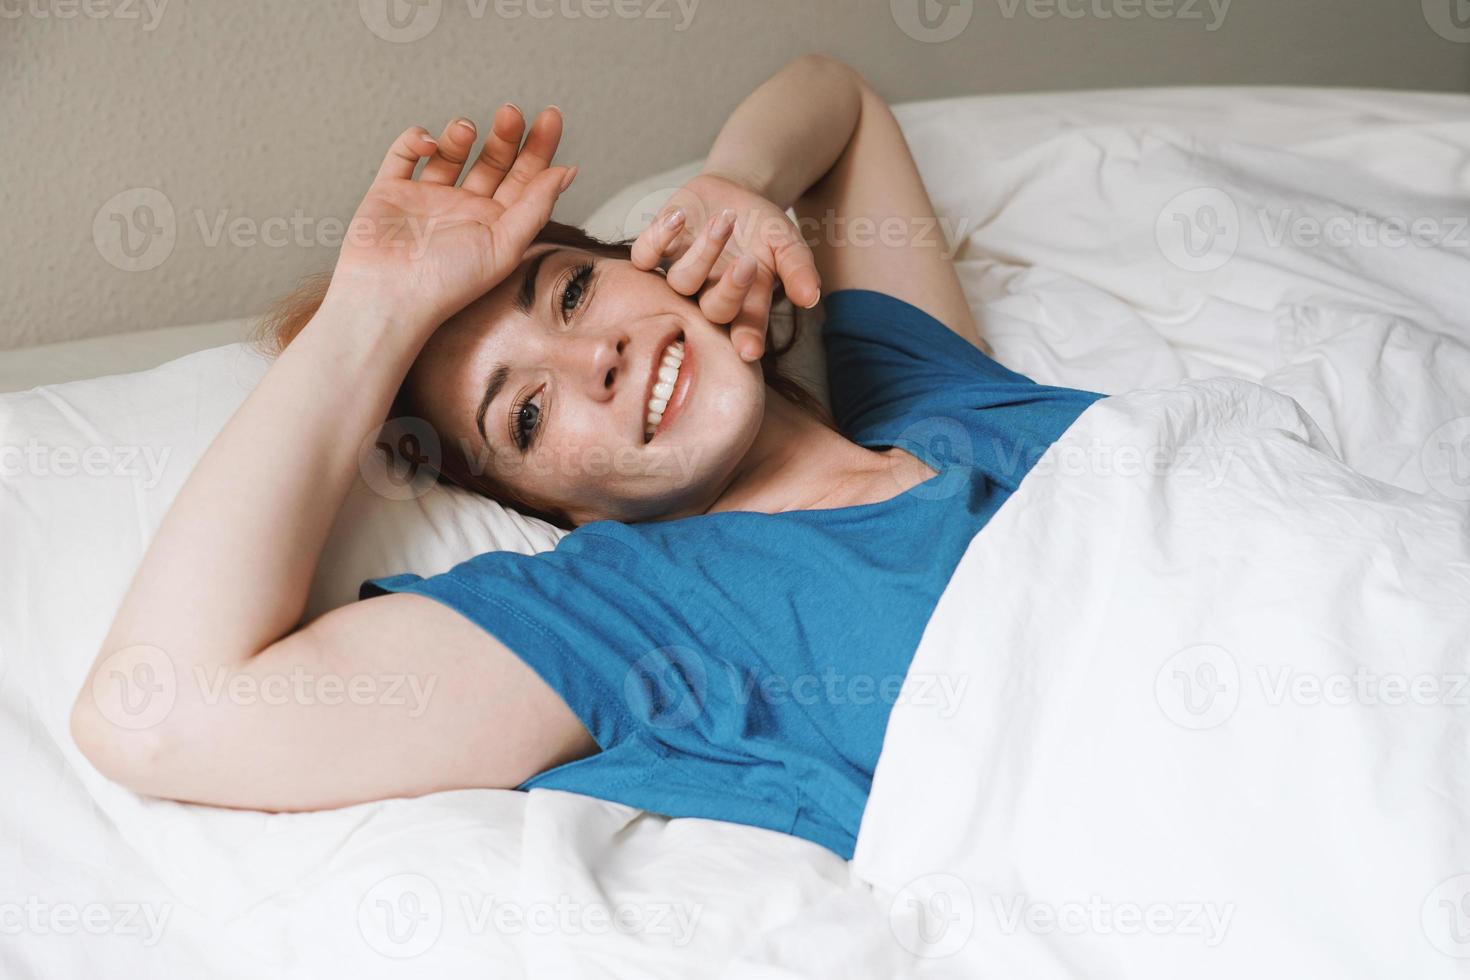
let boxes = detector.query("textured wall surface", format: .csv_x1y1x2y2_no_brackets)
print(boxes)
3,0,1467,349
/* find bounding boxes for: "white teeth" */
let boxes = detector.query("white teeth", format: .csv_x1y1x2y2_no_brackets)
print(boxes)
644,339,685,440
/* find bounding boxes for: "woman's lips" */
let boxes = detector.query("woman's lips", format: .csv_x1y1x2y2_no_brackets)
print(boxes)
651,336,694,442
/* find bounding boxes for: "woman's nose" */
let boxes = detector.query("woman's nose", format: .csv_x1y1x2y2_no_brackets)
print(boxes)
563,333,629,402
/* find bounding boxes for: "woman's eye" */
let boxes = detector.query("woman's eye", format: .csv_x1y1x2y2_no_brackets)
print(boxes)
512,390,543,450
560,263,593,320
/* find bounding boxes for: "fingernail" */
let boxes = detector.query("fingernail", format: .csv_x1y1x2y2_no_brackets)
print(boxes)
741,341,761,362
804,287,821,309
714,208,736,232
559,166,578,192
420,132,438,146
545,104,563,117
455,118,475,136
502,102,522,116
663,208,685,230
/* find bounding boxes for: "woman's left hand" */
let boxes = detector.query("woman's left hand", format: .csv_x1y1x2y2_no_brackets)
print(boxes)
630,172,821,362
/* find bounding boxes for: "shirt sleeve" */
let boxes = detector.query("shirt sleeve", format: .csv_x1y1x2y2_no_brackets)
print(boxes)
821,288,1037,442
358,527,684,754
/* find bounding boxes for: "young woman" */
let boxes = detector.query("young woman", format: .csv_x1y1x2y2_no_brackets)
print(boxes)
72,54,1100,859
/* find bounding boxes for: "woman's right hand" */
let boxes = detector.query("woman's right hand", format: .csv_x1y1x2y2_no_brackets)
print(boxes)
327,104,577,334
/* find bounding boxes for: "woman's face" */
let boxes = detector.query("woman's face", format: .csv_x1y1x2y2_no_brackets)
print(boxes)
402,243,766,525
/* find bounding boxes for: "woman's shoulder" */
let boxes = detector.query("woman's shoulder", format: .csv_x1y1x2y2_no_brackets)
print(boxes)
821,288,1039,387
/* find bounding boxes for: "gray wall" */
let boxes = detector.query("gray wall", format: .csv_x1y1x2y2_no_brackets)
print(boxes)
3,0,1467,349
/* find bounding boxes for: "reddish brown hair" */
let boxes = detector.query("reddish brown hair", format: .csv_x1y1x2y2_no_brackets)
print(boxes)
254,221,830,527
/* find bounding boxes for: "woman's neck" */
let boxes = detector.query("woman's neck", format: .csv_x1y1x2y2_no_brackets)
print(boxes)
708,388,936,516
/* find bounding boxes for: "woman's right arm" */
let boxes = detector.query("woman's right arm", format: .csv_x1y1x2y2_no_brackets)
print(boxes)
70,114,596,810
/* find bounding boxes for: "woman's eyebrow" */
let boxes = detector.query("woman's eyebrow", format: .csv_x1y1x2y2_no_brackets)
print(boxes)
475,363,511,445
513,246,563,316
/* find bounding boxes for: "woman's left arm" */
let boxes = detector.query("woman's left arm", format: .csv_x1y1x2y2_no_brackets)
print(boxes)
632,53,983,354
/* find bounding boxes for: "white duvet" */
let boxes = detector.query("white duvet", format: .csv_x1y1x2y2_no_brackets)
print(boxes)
3,86,1468,977
856,376,1470,976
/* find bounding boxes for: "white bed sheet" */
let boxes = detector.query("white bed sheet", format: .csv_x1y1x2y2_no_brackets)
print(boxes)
5,85,1468,978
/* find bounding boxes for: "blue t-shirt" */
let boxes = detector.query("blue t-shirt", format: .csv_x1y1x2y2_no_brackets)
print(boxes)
361,289,1102,858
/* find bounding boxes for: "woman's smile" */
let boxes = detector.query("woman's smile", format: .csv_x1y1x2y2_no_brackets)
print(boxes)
644,331,694,443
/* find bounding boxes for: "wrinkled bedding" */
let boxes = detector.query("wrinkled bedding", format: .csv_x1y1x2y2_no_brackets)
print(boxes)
3,85,1467,977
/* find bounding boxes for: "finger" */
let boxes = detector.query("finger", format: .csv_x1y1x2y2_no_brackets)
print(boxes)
420,117,478,186
491,106,564,209
375,127,439,181
697,254,758,326
488,166,577,269
729,270,774,362
461,103,526,197
771,235,822,308
630,207,687,270
666,208,736,295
